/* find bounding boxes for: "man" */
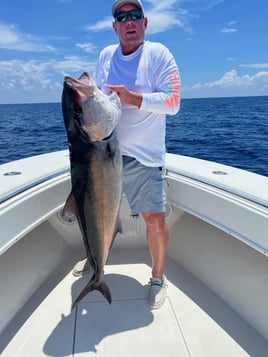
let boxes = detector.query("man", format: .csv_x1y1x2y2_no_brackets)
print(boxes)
73,0,180,309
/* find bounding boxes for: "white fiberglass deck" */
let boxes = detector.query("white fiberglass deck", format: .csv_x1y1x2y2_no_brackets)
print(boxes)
2,248,268,357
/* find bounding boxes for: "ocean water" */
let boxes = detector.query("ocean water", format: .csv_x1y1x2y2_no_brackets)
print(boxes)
0,96,267,176
166,96,268,176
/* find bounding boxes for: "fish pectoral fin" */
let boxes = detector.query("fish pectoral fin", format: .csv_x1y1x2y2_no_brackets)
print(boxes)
62,192,77,217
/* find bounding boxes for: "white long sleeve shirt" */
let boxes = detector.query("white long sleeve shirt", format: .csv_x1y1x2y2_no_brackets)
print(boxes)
95,41,180,166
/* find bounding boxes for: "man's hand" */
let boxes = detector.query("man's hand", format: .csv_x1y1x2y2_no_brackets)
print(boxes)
107,84,142,108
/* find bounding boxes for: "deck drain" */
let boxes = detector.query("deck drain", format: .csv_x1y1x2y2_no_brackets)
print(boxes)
212,170,228,175
57,208,78,225
4,171,22,176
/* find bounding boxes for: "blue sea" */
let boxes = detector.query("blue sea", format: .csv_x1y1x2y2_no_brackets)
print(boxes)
0,96,267,176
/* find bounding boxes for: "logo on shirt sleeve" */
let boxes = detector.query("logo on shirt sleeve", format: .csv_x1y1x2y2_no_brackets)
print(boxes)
166,70,180,108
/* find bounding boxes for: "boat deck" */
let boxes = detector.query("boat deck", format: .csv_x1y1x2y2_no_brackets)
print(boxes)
1,248,268,357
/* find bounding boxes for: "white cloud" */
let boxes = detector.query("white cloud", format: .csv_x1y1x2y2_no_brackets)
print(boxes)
221,20,237,34
0,23,57,52
85,17,113,32
84,0,227,36
227,21,237,27
146,7,192,35
183,70,268,98
1,59,267,103
76,42,97,53
0,23,56,52
84,0,192,35
1,56,267,103
0,57,96,104
222,28,237,34
146,0,193,34
205,0,224,10
0,60,59,103
53,56,96,72
240,63,268,69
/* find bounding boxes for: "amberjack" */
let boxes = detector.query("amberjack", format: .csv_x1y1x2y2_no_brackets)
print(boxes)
61,72,122,310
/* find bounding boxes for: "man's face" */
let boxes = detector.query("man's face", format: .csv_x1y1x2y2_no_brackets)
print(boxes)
113,4,148,54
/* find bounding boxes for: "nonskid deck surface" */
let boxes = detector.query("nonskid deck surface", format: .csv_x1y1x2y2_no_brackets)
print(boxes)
2,248,268,357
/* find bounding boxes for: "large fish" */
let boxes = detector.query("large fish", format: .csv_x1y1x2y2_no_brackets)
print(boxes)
61,72,122,310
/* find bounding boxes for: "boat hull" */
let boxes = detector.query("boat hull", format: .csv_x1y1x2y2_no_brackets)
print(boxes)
1,151,268,355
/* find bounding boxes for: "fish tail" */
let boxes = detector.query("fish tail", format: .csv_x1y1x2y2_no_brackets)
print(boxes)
71,279,112,311
95,280,112,305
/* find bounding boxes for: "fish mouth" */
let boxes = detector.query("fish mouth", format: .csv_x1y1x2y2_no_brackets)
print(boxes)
64,73,95,99
64,73,90,87
65,79,84,89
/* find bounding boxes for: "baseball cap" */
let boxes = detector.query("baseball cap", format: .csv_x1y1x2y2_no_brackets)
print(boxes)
112,0,144,17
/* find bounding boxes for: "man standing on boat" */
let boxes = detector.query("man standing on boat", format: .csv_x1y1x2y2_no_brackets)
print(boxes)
73,0,180,309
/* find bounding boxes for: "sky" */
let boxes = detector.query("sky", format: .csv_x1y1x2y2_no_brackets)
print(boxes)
0,0,268,104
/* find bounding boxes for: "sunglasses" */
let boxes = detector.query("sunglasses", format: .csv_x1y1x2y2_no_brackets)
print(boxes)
115,9,144,23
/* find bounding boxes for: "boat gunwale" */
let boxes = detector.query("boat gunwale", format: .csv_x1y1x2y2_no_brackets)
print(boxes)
0,168,70,205
165,153,268,209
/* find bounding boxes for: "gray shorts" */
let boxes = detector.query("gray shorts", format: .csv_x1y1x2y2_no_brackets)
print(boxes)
122,156,167,215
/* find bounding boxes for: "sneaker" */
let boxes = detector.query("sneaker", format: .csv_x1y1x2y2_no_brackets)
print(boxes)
148,277,167,309
72,257,92,277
